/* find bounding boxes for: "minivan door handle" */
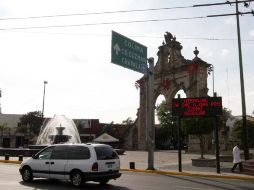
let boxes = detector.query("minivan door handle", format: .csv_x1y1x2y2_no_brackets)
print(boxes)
50,162,54,165
45,162,49,164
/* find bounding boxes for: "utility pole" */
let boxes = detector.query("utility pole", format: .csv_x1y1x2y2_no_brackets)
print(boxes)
147,57,155,170
235,0,249,160
195,0,251,161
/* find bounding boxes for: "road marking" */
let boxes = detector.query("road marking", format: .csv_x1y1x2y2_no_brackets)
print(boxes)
174,185,213,190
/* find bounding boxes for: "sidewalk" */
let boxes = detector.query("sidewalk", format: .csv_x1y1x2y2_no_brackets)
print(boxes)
119,150,254,180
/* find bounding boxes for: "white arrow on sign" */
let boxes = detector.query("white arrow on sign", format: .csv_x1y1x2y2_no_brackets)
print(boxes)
113,43,121,55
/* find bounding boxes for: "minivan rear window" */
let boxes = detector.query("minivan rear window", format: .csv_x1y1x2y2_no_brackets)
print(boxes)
94,146,118,160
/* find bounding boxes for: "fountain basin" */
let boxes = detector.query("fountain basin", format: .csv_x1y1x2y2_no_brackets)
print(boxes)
0,148,41,157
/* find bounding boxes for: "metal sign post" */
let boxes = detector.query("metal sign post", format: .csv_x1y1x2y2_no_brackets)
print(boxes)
178,117,182,172
111,31,155,170
215,115,220,173
147,57,155,170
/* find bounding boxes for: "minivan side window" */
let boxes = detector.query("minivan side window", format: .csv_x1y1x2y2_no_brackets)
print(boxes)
51,146,68,159
37,146,54,160
95,146,118,160
67,146,91,160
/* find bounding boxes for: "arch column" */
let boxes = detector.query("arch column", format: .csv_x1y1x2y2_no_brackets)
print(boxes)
137,77,148,150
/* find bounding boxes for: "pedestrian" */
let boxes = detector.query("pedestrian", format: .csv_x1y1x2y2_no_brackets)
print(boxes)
231,143,243,172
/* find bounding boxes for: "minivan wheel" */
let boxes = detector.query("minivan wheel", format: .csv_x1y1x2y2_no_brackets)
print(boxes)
21,167,33,182
99,179,109,186
71,171,83,187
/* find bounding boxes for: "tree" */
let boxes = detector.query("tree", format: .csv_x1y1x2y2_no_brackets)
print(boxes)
232,119,254,148
182,117,214,159
18,111,43,135
102,122,118,137
156,101,173,128
122,117,134,125
0,123,8,134
0,123,8,140
181,107,232,158
220,108,233,150
155,101,176,149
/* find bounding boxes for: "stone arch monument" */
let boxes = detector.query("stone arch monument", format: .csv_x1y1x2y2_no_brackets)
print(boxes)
136,32,212,150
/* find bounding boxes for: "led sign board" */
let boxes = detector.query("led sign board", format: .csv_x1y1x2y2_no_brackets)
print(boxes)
172,97,222,117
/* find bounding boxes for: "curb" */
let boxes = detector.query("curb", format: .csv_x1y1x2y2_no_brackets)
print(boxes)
1,160,253,181
120,168,254,181
0,160,21,164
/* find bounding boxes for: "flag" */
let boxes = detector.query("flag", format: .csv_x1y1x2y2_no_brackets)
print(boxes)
135,79,145,89
135,81,140,89
208,65,214,75
162,78,170,91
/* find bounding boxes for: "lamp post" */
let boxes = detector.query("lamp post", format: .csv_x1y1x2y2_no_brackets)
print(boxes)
42,81,48,118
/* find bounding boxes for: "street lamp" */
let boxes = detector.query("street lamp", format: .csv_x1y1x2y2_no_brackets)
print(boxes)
42,81,48,118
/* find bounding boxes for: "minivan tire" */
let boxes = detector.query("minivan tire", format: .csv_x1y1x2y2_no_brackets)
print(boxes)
70,171,84,187
21,167,33,182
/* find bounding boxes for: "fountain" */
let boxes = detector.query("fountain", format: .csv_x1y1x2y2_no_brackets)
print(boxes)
48,124,71,144
0,115,81,157
36,115,81,145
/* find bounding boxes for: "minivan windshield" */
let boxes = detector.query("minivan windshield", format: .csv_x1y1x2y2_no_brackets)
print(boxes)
94,146,118,160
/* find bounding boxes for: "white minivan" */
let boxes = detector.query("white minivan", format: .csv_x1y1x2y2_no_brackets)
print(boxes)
19,143,121,187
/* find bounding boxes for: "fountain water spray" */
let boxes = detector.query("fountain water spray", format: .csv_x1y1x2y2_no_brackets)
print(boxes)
36,115,81,145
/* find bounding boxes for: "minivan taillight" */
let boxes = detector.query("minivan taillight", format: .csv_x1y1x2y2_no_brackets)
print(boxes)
92,162,98,171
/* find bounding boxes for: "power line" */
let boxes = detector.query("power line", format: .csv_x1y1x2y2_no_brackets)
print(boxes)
207,11,253,17
0,1,252,31
0,1,253,21
193,0,254,7
0,5,194,21
0,16,206,31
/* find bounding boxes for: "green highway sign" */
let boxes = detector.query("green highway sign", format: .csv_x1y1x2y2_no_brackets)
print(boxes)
111,30,147,74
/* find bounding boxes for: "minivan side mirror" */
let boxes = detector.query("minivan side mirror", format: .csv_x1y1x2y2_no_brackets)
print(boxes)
32,154,38,159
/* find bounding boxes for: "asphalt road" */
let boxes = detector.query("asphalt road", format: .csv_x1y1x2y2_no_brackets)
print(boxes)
1,163,254,190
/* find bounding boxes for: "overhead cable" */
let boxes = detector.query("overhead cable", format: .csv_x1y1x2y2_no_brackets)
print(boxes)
0,5,193,21
0,16,205,31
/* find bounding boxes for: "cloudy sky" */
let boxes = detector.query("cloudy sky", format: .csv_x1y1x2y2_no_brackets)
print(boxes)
0,0,253,123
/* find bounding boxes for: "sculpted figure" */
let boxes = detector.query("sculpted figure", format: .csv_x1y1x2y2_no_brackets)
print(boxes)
164,32,173,44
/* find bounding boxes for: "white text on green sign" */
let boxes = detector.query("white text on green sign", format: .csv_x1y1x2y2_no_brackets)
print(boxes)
111,31,147,74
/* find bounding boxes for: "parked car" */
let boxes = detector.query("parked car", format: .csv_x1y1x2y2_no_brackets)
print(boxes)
19,143,121,187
